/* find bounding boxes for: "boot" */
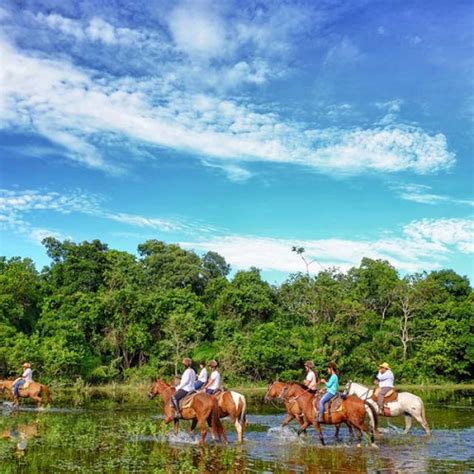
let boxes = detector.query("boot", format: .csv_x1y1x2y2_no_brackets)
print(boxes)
318,413,324,423
171,397,181,420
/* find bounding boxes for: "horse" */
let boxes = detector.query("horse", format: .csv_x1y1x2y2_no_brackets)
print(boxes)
265,381,305,428
148,379,227,446
206,389,247,443
265,381,355,440
283,383,378,447
345,381,431,436
0,380,52,409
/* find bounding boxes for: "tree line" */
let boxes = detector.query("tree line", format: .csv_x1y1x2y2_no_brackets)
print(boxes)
0,238,472,385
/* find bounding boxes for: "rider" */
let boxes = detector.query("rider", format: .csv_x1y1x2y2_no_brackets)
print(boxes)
375,362,395,412
318,362,339,422
171,358,196,419
204,360,221,395
13,363,33,398
195,360,208,390
303,360,318,394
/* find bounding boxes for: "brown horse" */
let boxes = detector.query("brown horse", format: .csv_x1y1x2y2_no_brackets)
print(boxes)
148,379,227,446
265,381,305,428
265,381,354,440
191,390,247,443
0,380,52,408
283,383,378,447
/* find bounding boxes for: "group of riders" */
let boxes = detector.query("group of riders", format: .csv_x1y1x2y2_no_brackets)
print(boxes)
9,359,395,417
171,357,395,419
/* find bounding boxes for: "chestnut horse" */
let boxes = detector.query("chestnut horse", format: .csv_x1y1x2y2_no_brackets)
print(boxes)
0,380,52,408
265,381,353,439
192,390,247,443
283,383,378,447
148,379,227,446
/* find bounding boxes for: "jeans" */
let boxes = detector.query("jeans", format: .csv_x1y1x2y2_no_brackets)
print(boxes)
207,388,218,395
320,392,335,416
195,380,205,390
14,380,25,397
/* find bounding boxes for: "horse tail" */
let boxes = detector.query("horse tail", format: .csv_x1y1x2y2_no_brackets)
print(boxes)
239,394,247,428
42,385,52,405
211,397,224,441
364,400,378,441
420,399,431,436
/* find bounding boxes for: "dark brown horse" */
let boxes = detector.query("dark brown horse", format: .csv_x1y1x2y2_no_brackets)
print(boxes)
265,381,354,440
0,380,52,408
148,379,227,446
283,383,378,447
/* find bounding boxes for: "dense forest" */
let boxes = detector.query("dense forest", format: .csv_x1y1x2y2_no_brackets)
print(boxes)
0,238,472,385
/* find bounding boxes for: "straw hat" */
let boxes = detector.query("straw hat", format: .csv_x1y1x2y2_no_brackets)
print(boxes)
379,362,391,370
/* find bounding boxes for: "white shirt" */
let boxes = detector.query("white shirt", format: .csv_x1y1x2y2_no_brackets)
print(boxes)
377,369,394,388
176,368,196,392
208,370,221,390
197,367,208,383
305,370,317,390
22,368,33,383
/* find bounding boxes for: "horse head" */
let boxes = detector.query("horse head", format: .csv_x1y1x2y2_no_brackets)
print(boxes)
344,380,352,394
148,378,170,399
264,381,283,401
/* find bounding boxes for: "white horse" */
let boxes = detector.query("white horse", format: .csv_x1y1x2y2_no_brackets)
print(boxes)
345,381,431,436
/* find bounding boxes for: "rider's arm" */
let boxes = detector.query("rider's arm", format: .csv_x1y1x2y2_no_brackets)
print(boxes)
377,371,390,381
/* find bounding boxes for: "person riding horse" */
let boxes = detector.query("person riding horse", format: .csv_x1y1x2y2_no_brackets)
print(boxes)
375,362,395,412
204,360,221,395
318,362,340,422
194,361,208,390
303,360,318,394
171,358,196,419
13,363,33,398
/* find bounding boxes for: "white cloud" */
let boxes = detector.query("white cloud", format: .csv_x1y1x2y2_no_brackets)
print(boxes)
181,217,474,275
393,183,474,206
0,189,201,238
0,38,455,177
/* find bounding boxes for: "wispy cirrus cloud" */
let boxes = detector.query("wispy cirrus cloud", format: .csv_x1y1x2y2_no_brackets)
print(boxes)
181,217,474,275
0,189,214,242
392,183,474,207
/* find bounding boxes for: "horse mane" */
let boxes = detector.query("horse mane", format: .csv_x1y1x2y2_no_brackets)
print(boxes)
288,381,308,389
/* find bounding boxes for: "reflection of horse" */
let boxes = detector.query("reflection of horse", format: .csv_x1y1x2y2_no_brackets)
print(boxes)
265,381,354,440
148,379,227,446
1,420,40,453
0,380,52,408
284,383,378,447
198,389,247,443
345,381,431,436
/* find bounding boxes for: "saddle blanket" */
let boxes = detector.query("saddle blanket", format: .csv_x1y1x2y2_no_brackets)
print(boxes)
314,394,343,414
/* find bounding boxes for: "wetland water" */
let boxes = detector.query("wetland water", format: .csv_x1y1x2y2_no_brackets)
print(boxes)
0,388,472,473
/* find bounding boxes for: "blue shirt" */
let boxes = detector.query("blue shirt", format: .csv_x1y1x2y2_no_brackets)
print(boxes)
326,374,339,395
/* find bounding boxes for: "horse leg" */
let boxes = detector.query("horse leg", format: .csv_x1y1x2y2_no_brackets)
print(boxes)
335,423,341,440
346,422,354,439
190,419,197,437
297,420,310,436
281,413,294,427
198,416,208,446
311,422,325,446
173,420,180,435
404,413,413,434
234,419,243,443
413,411,431,436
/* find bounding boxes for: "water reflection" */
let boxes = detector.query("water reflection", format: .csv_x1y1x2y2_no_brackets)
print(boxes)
0,390,473,473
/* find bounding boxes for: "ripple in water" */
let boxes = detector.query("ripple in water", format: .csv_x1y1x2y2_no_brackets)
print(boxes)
267,426,301,443
167,431,199,445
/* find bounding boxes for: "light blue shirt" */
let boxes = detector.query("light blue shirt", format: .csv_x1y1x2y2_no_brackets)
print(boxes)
326,374,339,395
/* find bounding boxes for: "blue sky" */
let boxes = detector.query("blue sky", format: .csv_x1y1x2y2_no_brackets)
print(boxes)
0,0,473,283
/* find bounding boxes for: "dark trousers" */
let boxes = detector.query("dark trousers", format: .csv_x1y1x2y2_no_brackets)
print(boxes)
195,380,205,390
207,388,218,395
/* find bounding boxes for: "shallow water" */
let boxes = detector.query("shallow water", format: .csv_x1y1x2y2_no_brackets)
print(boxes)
0,389,472,473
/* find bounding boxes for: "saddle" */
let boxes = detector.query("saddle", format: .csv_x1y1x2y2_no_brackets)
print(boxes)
372,387,398,404
313,393,343,415
178,391,197,410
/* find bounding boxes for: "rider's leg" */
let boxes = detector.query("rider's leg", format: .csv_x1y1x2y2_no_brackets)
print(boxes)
14,380,25,398
377,387,391,411
318,392,334,422
172,389,188,419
